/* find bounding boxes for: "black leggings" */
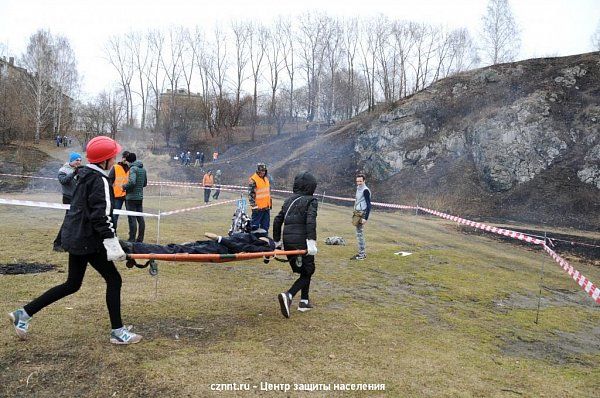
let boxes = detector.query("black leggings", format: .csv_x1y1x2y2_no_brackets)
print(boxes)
24,252,123,329
287,255,315,301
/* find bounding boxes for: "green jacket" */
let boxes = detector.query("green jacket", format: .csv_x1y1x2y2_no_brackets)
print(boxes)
123,160,147,201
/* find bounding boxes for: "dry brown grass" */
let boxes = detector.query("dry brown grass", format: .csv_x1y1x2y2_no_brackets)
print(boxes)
0,188,599,397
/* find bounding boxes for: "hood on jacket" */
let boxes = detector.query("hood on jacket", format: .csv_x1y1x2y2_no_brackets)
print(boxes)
78,164,105,182
130,160,144,168
292,171,317,196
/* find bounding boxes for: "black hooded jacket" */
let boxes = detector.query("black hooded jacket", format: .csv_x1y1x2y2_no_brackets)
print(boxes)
272,172,318,250
61,164,117,255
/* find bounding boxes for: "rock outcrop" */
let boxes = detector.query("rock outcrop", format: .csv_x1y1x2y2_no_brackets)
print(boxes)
271,52,600,229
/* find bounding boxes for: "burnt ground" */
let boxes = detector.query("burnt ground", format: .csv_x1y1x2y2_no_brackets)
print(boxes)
453,223,600,265
0,262,57,274
0,144,63,192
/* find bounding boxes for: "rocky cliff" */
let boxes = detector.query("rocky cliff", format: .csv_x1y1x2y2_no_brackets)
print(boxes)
271,52,600,229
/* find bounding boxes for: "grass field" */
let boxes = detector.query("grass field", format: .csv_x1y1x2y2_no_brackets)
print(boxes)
1,187,599,397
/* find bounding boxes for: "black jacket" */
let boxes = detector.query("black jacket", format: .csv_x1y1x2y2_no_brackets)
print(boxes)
273,172,318,250
61,165,117,255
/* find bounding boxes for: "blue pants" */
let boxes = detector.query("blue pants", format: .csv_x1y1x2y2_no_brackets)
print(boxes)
251,209,270,232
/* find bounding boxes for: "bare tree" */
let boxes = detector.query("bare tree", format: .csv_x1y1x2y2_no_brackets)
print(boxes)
323,17,342,123
359,19,377,111
279,17,296,121
99,90,126,138
265,24,286,134
342,18,360,118
20,30,56,142
160,27,186,146
105,35,134,125
248,22,267,141
231,21,250,127
127,32,150,129
298,12,329,121
592,20,600,51
52,36,78,136
205,25,229,135
480,0,521,65
147,29,166,132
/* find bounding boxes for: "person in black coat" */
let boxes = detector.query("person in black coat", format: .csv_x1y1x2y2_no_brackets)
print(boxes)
272,171,318,318
8,136,142,345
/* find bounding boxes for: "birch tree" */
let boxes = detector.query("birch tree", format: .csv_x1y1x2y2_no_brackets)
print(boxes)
21,30,55,142
480,0,521,64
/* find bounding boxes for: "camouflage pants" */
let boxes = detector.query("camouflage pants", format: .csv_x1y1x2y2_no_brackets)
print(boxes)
356,224,366,256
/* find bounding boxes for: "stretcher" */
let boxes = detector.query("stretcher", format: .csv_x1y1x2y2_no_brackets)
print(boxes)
125,249,307,276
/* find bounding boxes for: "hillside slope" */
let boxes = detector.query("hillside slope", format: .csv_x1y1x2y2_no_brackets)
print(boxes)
270,52,600,229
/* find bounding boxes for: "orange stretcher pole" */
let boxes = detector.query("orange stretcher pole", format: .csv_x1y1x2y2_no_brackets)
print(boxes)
126,249,307,263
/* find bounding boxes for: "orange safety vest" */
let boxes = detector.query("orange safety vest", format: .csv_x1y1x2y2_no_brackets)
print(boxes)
113,164,129,198
203,173,214,187
249,173,271,209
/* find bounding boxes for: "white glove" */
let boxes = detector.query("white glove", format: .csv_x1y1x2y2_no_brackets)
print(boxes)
275,241,283,250
306,239,318,256
103,237,126,262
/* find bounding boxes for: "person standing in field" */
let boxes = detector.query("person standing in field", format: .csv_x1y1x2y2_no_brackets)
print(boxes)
248,163,272,233
203,170,214,204
123,152,147,243
108,150,130,233
351,173,371,261
53,152,82,252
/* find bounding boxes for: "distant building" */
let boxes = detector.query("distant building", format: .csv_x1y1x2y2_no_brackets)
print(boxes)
0,55,74,138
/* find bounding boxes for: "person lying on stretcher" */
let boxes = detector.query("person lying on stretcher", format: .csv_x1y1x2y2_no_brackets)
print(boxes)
119,229,275,255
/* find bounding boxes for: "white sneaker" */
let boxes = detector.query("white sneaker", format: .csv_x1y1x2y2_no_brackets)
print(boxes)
278,292,292,318
8,309,30,340
110,326,143,345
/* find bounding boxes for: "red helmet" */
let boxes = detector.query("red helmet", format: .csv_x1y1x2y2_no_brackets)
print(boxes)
86,136,122,163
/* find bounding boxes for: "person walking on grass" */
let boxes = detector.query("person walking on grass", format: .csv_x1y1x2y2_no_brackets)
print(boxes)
108,150,130,233
273,171,319,318
249,163,272,233
203,170,214,204
212,169,222,200
351,173,371,261
123,152,147,242
8,136,142,345
53,152,82,252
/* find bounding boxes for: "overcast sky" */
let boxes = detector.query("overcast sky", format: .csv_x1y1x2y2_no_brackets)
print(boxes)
0,0,598,98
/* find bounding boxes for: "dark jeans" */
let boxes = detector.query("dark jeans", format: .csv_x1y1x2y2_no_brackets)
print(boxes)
203,188,211,203
111,197,125,233
287,255,315,301
53,195,71,249
24,251,123,329
212,186,221,199
126,199,145,242
251,209,270,232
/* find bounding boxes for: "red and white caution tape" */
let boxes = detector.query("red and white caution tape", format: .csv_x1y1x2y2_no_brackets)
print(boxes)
0,198,158,217
159,199,238,216
417,206,545,245
0,172,54,180
543,244,600,303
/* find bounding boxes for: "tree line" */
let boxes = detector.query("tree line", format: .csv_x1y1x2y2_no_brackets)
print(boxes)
3,0,561,147
103,13,482,146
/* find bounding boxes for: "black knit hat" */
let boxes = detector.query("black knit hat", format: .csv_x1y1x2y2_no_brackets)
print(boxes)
125,152,137,162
